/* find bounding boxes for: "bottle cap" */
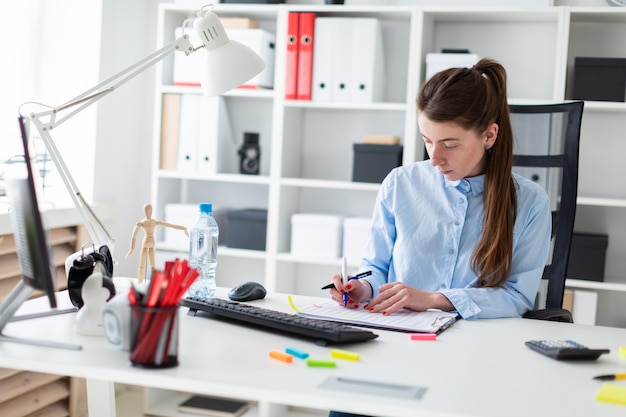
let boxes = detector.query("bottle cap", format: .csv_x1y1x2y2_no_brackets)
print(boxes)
199,203,212,213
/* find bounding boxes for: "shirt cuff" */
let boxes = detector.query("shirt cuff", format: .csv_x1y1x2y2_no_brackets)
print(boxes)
439,290,481,320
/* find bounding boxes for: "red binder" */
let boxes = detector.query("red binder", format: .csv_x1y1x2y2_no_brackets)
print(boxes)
296,12,316,101
285,12,300,100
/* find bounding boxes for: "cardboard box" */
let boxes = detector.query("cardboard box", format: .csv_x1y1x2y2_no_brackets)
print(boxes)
566,232,609,282
342,217,371,264
291,213,343,258
573,57,626,102
226,208,267,251
352,144,403,183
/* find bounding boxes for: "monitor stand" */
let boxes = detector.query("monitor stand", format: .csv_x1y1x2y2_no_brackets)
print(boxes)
0,281,82,350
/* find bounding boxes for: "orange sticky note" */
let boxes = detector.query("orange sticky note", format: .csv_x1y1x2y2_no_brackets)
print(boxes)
269,350,293,363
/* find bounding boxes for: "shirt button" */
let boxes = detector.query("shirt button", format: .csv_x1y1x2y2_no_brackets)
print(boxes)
448,249,454,254
454,221,460,226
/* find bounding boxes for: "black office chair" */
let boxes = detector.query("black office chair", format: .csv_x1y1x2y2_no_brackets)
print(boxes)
509,101,584,323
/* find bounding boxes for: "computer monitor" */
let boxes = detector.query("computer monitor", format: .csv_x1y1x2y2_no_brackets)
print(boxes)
0,116,80,350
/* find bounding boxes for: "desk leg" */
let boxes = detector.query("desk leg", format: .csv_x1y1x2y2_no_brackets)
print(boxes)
86,378,117,417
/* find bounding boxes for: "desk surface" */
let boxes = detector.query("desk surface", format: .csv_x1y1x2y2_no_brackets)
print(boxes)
1,287,626,417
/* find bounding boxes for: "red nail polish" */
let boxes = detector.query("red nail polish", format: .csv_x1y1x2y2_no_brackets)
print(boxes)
345,284,352,290
382,311,389,316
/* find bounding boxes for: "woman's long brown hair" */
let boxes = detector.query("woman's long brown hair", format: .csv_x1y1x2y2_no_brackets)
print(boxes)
417,58,516,288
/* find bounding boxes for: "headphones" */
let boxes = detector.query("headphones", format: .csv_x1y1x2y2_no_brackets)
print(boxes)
67,243,116,309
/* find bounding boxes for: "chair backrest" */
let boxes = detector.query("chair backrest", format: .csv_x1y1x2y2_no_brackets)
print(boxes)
509,101,584,310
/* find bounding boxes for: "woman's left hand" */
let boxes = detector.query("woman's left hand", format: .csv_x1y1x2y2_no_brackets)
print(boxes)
364,282,454,315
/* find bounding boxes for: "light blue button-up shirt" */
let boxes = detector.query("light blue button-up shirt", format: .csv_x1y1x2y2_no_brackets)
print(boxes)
360,161,551,320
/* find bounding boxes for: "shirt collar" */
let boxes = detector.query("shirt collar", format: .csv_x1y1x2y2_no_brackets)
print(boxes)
444,175,485,196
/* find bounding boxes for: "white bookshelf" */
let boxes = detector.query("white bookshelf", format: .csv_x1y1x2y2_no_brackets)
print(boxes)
146,3,626,416
150,3,626,329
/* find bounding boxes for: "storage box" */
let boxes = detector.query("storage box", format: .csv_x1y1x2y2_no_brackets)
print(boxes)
164,204,196,248
352,144,403,183
226,208,268,251
291,214,343,258
566,232,609,282
425,52,479,81
573,57,626,102
342,217,371,264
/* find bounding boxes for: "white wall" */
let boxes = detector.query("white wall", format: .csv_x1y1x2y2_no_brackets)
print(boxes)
0,0,101,208
95,0,164,276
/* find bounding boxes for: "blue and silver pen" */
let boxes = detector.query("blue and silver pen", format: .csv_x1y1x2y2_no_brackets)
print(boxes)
321,270,372,290
342,256,350,306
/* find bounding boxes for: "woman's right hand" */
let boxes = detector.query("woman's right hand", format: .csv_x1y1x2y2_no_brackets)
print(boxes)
328,273,372,307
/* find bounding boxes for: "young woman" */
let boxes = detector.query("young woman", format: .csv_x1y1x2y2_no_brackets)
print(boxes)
327,58,551,323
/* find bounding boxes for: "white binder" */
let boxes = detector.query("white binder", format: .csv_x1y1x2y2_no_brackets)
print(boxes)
330,18,353,102
311,17,335,102
350,18,385,103
196,96,221,175
177,94,201,173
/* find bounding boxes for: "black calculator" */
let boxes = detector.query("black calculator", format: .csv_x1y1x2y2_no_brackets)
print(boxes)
525,340,610,360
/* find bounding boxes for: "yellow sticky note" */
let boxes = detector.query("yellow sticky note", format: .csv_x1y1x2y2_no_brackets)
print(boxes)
619,346,626,358
330,349,360,361
596,383,626,406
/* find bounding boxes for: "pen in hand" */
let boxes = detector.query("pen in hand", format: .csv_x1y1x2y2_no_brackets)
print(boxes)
321,270,372,290
341,256,349,306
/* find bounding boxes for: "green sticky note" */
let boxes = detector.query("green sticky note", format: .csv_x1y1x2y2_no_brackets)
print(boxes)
596,383,626,406
306,358,336,368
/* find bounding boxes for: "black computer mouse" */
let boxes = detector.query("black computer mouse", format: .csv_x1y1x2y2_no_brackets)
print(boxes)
228,281,267,302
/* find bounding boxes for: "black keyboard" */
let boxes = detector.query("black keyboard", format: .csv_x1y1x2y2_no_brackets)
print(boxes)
180,297,378,345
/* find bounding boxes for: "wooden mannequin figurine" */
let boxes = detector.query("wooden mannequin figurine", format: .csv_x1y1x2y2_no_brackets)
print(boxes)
126,203,189,282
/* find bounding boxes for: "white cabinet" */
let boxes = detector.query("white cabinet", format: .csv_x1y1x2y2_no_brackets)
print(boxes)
151,4,626,330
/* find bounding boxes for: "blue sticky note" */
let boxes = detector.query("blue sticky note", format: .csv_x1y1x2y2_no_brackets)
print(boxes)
286,347,309,359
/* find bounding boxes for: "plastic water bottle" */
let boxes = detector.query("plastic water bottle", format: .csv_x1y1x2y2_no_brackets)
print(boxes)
188,203,219,298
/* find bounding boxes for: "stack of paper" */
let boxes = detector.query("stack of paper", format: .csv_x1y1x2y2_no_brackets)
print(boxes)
297,299,459,334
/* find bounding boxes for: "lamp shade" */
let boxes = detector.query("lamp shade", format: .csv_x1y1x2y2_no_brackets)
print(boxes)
193,6,265,96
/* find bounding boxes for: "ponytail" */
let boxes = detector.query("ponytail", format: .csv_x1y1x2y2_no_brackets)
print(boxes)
417,58,517,288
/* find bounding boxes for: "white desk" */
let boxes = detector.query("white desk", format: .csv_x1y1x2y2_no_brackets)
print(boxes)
1,289,626,417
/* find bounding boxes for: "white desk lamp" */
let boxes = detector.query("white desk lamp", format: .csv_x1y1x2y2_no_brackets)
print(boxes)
28,4,265,256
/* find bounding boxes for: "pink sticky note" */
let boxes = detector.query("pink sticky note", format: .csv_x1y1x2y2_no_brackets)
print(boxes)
410,333,437,341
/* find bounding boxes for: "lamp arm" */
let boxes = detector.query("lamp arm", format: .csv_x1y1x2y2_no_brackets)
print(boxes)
28,35,195,253
31,35,194,130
